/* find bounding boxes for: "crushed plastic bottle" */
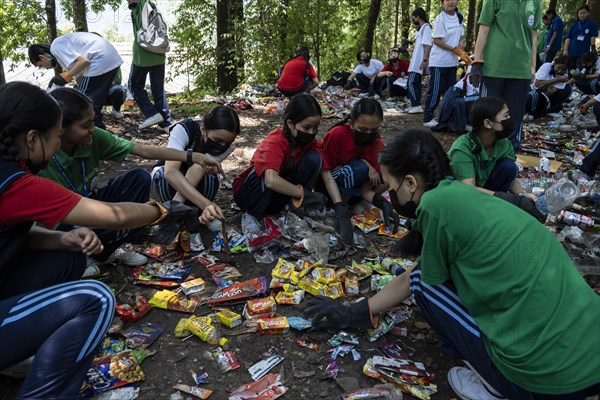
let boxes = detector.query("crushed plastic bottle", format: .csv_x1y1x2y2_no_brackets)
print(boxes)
535,178,580,214
588,181,600,203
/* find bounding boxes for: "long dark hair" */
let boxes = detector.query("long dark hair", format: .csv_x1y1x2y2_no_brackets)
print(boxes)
28,44,53,66
412,7,429,23
49,87,93,129
296,46,310,61
469,97,505,154
379,129,453,257
0,82,61,163
282,94,321,139
333,98,383,128
203,105,241,134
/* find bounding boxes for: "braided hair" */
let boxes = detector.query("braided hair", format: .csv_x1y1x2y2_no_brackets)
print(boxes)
469,97,505,155
379,129,453,257
0,82,61,163
49,87,93,128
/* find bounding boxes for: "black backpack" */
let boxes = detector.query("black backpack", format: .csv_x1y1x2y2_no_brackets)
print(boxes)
327,71,351,87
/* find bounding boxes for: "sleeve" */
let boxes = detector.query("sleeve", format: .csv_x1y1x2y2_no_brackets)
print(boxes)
533,1,543,31
432,14,446,39
535,63,550,80
94,128,135,162
308,64,317,79
449,148,477,181
252,136,288,177
381,64,391,72
0,175,82,228
594,93,600,102
478,0,496,26
592,22,599,37
415,207,458,285
364,139,385,174
422,24,433,46
166,125,190,151
50,36,80,71
353,64,363,74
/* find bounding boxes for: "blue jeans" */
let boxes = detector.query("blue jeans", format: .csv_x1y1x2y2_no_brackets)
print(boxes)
483,157,518,193
407,72,422,106
547,84,573,113
129,63,172,127
331,159,369,197
104,83,126,111
581,137,600,176
152,165,220,203
355,73,385,95
234,150,322,219
79,67,119,129
424,66,457,122
481,77,531,151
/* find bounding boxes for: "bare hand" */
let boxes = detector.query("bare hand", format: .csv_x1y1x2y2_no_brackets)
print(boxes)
363,160,380,187
420,60,428,71
199,204,224,224
61,227,103,255
556,76,569,83
192,153,224,174
580,105,589,114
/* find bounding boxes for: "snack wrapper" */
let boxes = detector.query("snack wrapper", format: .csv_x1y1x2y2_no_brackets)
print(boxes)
351,208,382,233
258,317,289,335
287,316,312,331
144,244,188,263
205,277,268,304
190,233,205,252
344,275,359,296
181,277,206,295
366,311,397,342
298,276,324,297
129,266,181,288
115,296,152,323
216,309,242,328
213,347,240,372
179,230,192,252
347,260,373,280
84,352,144,395
148,290,199,313
229,373,288,400
174,318,192,338
212,229,248,253
248,354,284,381
295,259,315,276
274,289,304,305
246,296,277,316
173,384,212,399
123,322,166,348
271,258,295,280
311,267,338,285
143,262,189,281
207,264,242,286
378,224,408,239
269,277,287,289
371,275,395,291
192,253,218,267
321,282,344,299
295,339,319,350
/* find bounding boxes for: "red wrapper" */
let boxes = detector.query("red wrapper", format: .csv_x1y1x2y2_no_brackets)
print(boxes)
115,296,153,323
206,276,268,304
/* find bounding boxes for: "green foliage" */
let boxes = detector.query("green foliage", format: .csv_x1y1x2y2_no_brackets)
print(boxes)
0,0,46,70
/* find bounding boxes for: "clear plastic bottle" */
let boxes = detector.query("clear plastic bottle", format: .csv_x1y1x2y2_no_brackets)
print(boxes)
535,178,580,214
381,257,407,276
588,181,600,203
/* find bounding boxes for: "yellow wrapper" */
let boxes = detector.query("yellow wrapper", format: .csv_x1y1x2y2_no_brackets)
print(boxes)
272,258,295,280
216,309,242,328
311,267,338,285
298,276,324,296
174,318,191,338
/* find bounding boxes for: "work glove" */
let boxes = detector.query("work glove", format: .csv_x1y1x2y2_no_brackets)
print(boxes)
48,72,73,88
147,200,203,244
302,190,328,211
469,61,484,86
304,296,374,330
333,202,354,244
371,193,399,233
493,192,545,222
452,47,472,65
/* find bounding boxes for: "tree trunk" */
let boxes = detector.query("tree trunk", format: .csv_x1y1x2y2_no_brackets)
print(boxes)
466,0,477,51
0,50,5,85
426,0,432,18
590,0,600,28
216,0,237,93
547,0,557,11
73,0,88,32
315,0,321,78
400,0,410,47
232,0,244,83
364,0,382,54
45,0,58,42
394,0,400,47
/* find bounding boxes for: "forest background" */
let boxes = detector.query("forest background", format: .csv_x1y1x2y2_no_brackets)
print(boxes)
0,0,594,93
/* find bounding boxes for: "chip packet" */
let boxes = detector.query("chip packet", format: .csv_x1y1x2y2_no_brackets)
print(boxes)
181,277,206,295
173,384,212,399
148,290,199,313
122,322,166,348
84,352,144,395
206,277,268,305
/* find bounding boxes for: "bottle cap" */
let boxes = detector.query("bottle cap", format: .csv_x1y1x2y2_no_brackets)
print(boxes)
219,337,229,346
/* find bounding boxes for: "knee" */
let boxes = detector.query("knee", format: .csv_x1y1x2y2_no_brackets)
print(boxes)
130,168,152,187
350,159,369,182
497,158,518,177
301,150,323,172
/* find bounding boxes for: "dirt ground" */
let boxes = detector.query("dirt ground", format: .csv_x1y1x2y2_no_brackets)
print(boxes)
0,100,594,400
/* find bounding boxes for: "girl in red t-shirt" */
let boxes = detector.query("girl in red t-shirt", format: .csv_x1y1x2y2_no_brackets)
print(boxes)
277,47,319,97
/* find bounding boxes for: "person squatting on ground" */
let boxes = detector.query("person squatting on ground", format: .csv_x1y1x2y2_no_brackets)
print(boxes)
318,98,397,242
472,0,542,151
127,0,173,132
526,55,572,119
152,105,240,231
563,5,598,72
344,51,385,98
29,32,123,129
304,128,600,400
103,68,127,119
38,87,220,263
572,51,600,95
277,47,320,98
233,94,351,241
0,81,203,399
406,7,433,114
431,65,479,133
376,48,410,101
423,0,465,127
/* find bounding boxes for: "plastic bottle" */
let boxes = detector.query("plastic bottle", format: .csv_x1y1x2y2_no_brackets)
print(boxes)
535,178,580,214
558,210,595,228
588,181,600,203
381,257,406,276
185,316,229,346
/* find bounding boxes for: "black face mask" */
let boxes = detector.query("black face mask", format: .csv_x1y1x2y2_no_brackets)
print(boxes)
361,55,371,64
388,57,399,64
494,117,514,140
204,137,229,156
294,129,316,146
353,129,378,147
389,180,418,218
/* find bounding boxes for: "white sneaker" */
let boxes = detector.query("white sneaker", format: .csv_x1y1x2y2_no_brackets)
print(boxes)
157,125,171,134
407,106,424,114
0,356,34,378
447,367,507,400
83,265,101,278
206,219,223,232
423,119,438,128
373,94,381,100
358,92,369,98
111,109,124,119
139,113,164,129
118,251,148,267
465,124,473,132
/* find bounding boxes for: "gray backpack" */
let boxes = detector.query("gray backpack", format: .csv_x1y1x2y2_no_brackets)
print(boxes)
137,1,170,54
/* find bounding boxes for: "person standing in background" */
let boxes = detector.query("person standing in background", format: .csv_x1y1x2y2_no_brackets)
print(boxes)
563,5,598,71
127,0,172,133
407,7,433,114
544,8,564,63
536,14,550,70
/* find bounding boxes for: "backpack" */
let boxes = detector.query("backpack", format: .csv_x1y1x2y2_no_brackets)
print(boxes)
327,71,350,87
137,1,170,54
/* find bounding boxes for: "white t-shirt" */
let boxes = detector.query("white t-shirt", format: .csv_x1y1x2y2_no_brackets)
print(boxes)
353,59,384,78
429,12,464,68
534,63,567,90
409,23,433,73
50,32,123,78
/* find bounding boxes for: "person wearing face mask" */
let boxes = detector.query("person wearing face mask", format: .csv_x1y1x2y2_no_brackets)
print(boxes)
376,48,410,101
126,0,172,133
319,99,397,241
39,88,222,264
448,97,541,218
304,129,600,400
344,50,385,98
527,55,572,119
152,105,240,232
233,94,346,238
407,8,433,114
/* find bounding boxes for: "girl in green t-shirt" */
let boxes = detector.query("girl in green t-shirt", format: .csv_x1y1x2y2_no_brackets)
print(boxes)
305,129,599,399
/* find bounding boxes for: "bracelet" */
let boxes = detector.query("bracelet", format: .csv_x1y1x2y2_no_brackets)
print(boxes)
187,148,193,165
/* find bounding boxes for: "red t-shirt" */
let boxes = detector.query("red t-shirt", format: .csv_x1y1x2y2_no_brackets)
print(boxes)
381,60,409,79
321,125,385,174
233,128,324,194
277,56,318,91
0,174,82,228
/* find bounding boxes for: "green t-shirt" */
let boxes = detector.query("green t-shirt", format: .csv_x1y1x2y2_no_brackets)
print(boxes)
39,128,135,195
537,27,548,54
131,0,166,67
479,0,542,79
415,179,600,394
448,134,515,187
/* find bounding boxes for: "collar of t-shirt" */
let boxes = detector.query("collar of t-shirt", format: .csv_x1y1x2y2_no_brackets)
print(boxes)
54,145,92,169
